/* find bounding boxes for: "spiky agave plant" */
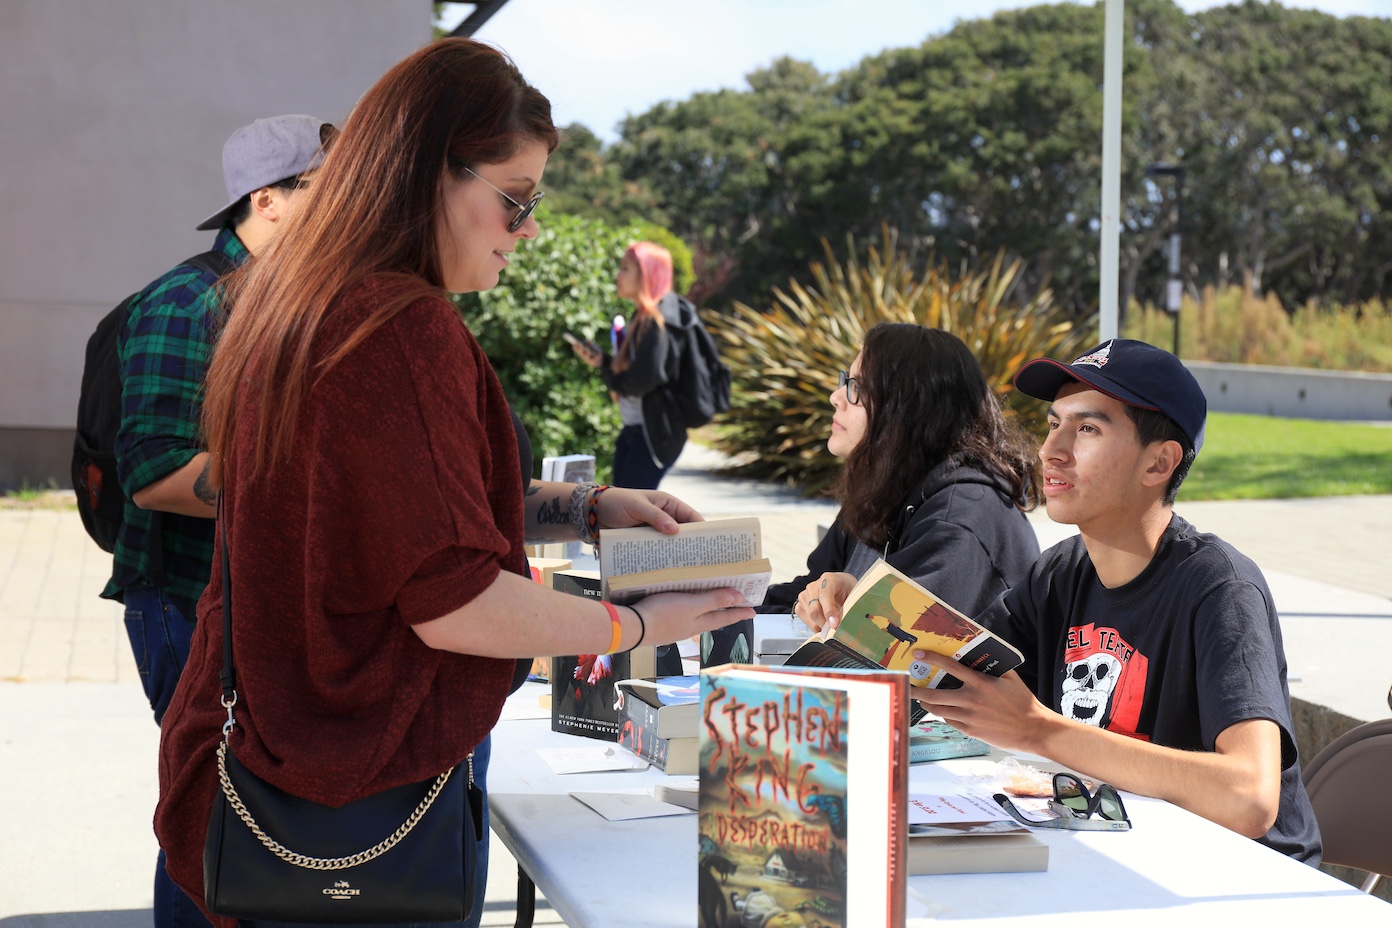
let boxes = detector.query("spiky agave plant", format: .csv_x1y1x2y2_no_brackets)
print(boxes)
708,229,1092,494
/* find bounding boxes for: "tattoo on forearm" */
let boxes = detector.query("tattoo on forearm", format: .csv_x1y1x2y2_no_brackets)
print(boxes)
193,458,216,505
536,496,566,527
525,484,540,497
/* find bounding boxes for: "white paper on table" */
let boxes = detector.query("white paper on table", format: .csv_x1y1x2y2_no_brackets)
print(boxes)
570,788,697,821
497,696,551,721
906,792,1013,825
536,745,650,775
906,884,946,923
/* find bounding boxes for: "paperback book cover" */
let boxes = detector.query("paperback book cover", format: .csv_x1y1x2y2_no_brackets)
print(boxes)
698,664,908,928
550,570,658,741
783,559,1024,723
909,718,990,764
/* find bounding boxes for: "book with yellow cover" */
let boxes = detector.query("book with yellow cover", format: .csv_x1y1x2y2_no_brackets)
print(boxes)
783,559,1024,723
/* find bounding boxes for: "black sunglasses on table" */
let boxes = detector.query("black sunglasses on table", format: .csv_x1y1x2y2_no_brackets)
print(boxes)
993,772,1132,831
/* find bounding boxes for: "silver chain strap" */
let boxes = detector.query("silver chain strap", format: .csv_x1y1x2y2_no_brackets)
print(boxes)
215,737,458,871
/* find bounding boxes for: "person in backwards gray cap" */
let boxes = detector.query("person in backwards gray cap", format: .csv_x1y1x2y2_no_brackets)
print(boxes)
904,339,1322,864
99,114,333,928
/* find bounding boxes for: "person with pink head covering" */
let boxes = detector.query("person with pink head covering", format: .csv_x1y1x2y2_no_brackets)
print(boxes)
572,241,696,488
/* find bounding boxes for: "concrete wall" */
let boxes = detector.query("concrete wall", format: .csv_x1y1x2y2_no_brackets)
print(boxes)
1186,360,1392,422
0,0,431,490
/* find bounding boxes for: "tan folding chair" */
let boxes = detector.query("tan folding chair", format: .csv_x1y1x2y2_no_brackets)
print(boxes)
1303,717,1392,893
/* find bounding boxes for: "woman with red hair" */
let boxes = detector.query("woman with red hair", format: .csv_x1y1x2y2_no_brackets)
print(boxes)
573,241,696,488
154,40,750,928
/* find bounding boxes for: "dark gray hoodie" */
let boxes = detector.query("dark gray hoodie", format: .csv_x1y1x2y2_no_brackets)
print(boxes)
763,457,1041,619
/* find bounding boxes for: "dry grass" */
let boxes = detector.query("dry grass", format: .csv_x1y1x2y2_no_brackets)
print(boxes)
1127,284,1392,372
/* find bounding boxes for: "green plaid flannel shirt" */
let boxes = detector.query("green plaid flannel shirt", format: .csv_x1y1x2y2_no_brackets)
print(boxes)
101,228,247,620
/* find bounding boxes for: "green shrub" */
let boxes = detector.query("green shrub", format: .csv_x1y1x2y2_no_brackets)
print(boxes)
453,205,693,479
708,230,1091,494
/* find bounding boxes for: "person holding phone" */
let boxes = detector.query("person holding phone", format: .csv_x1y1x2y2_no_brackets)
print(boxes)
571,242,694,489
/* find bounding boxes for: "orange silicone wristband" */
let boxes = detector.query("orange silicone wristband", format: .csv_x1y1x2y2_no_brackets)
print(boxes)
602,601,623,654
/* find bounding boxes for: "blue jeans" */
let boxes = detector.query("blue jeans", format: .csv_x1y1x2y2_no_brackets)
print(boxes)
240,735,493,928
124,587,213,928
613,425,671,490
122,584,197,726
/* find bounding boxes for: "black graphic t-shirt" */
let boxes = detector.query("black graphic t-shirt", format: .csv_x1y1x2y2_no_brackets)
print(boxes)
979,514,1321,862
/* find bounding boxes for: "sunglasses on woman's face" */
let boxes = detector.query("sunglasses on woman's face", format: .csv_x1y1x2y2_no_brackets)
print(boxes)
463,166,545,233
993,773,1132,831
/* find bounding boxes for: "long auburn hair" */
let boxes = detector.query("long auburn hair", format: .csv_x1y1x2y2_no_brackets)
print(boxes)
202,39,558,484
836,324,1041,550
611,241,672,373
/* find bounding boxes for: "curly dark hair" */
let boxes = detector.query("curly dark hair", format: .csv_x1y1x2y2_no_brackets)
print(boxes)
835,324,1041,551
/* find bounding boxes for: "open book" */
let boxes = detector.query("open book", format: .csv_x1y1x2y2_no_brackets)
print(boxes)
782,559,1024,722
599,517,770,606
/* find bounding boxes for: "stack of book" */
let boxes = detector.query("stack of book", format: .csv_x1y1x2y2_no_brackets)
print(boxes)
614,676,700,775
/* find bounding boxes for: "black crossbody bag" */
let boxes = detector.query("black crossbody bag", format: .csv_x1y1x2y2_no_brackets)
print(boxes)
203,499,482,923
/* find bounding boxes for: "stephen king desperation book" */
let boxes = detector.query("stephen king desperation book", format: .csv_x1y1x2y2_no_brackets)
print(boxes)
698,665,907,928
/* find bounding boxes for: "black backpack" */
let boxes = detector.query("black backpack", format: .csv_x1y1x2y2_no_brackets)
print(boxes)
72,250,235,554
665,303,732,429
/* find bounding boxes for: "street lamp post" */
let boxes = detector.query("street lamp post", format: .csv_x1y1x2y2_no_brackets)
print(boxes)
1146,163,1185,357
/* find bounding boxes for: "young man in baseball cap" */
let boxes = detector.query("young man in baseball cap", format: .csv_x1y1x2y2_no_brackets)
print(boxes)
914,338,1321,862
100,114,334,928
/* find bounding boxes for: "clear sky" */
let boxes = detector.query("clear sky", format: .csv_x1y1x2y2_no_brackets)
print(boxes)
442,0,1390,143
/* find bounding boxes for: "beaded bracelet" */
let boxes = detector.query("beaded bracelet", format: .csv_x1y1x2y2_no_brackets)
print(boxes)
585,485,610,547
601,601,624,655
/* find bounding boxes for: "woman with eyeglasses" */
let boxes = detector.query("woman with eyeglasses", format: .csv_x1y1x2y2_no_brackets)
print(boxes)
153,40,751,928
709,324,1041,663
571,242,693,489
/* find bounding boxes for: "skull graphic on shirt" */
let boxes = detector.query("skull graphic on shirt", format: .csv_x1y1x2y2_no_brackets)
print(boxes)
1061,652,1121,726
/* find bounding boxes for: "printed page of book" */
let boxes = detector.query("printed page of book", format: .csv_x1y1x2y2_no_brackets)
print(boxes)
906,792,1014,826
605,560,771,607
599,517,762,579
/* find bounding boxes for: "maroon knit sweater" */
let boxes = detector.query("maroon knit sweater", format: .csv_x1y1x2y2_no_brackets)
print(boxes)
155,278,522,924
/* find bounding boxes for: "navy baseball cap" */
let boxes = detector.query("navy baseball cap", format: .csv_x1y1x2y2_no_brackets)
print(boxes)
1013,338,1207,453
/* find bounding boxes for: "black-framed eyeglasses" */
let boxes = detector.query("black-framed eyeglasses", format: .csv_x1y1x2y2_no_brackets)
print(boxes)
463,165,545,233
836,370,863,406
992,773,1132,831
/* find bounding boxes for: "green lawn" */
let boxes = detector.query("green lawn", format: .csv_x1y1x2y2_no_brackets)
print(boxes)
1181,413,1392,501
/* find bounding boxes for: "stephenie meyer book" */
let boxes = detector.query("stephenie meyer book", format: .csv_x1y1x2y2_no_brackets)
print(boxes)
698,664,908,928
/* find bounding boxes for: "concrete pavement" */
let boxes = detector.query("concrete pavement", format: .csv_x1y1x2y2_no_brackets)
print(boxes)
3,442,1391,924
